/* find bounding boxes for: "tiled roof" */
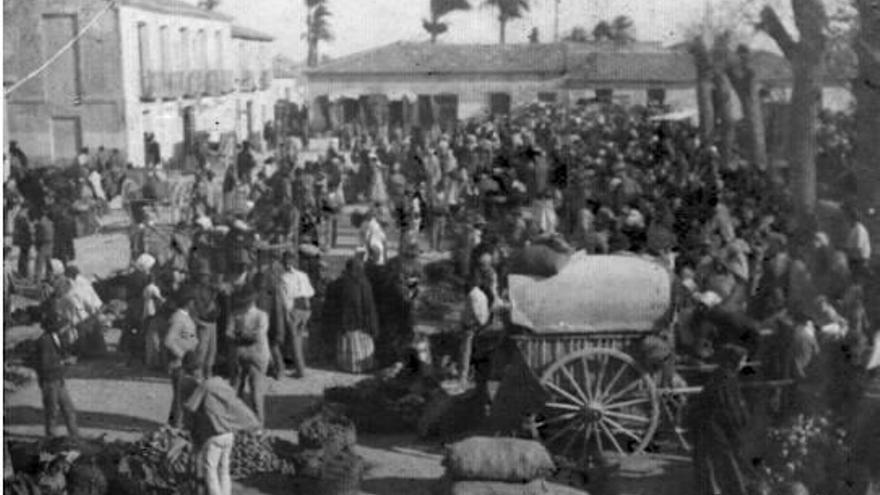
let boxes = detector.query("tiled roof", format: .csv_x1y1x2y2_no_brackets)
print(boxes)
309,42,568,76
565,49,793,85
123,0,232,22
231,24,275,42
307,41,804,85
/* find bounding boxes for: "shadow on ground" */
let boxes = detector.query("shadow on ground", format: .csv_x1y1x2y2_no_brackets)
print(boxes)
5,406,163,433
362,477,440,495
264,393,323,430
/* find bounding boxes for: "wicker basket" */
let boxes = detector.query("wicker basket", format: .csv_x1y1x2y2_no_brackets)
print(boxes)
317,451,364,495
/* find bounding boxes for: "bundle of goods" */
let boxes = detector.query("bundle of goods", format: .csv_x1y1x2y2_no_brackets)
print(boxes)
438,437,589,495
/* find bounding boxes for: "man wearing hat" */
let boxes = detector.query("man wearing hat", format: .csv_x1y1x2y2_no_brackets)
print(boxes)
31,312,80,439
164,287,200,427
226,285,270,426
273,250,315,378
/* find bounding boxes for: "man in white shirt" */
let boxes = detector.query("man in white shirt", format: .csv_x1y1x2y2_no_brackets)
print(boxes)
843,203,872,280
275,250,315,378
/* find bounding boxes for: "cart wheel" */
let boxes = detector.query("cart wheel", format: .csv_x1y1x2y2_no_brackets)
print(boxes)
537,347,660,461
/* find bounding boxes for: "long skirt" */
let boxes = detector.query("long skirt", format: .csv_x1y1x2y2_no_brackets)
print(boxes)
336,330,375,374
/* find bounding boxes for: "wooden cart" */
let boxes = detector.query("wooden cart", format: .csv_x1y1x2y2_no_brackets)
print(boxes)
505,254,674,460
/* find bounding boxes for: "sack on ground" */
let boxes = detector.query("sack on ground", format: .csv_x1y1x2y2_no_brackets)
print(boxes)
336,331,375,373
507,246,571,278
443,437,556,482
445,479,588,495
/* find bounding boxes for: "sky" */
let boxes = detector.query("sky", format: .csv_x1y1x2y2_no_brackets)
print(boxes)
209,0,792,63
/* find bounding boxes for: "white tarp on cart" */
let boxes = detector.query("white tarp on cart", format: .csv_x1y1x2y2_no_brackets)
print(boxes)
508,253,672,333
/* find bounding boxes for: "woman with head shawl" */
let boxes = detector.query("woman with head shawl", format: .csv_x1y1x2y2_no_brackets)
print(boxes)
334,257,380,373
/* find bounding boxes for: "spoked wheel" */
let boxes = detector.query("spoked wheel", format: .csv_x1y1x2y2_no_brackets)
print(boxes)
536,348,660,462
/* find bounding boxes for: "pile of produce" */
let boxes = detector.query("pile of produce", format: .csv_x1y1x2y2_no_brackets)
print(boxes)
759,414,851,495
297,405,357,451
114,427,199,494
4,364,36,393
5,427,296,495
324,376,429,433
290,406,366,495
230,431,296,480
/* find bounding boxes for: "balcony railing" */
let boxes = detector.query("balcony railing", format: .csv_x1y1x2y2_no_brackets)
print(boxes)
140,70,249,100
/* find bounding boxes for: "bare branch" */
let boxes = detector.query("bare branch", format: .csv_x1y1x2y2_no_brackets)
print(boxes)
757,5,797,59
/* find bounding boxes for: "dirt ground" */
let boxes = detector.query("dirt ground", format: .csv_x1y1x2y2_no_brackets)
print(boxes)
3,203,693,495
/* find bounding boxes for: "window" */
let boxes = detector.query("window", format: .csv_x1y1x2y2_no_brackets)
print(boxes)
179,28,189,71
647,88,666,105
595,88,613,104
214,30,223,70
538,92,558,103
159,26,170,72
435,93,459,130
137,22,151,96
197,29,207,70
489,92,512,116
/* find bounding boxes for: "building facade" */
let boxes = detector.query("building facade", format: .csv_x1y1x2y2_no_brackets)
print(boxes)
4,0,277,167
305,41,853,133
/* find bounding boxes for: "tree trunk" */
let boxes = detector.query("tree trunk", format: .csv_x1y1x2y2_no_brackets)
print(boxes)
499,18,507,44
713,70,736,171
690,37,715,141
728,48,769,170
789,59,823,215
854,0,880,211
759,1,827,220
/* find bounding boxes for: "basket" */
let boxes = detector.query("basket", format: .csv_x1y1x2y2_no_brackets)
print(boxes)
317,451,364,495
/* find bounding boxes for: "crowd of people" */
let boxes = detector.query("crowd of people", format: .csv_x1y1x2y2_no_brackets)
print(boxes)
7,99,879,495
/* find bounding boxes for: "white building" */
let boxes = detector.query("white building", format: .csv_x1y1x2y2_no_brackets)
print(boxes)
4,0,279,167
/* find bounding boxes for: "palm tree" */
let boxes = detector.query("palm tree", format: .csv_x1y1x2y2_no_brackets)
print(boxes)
592,20,613,41
305,0,333,67
593,16,636,43
423,0,471,43
484,0,530,45
610,15,636,43
197,0,220,10
564,26,589,43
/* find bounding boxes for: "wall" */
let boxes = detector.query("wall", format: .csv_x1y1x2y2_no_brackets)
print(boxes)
5,0,125,166
118,5,233,167
307,72,566,122
232,38,275,146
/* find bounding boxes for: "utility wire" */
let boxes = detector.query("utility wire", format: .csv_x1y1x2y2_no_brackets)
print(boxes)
4,0,118,97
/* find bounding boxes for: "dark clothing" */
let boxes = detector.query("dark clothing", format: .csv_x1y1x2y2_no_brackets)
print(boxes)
33,333,68,383
41,378,79,438
237,150,256,183
34,216,55,247
32,332,79,438
687,368,750,495
52,212,77,263
337,261,380,338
